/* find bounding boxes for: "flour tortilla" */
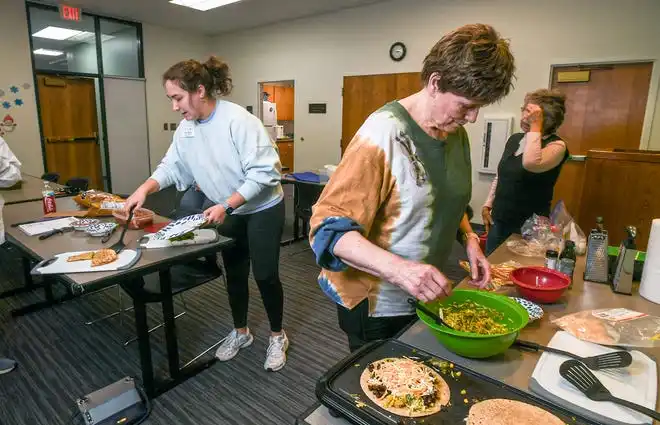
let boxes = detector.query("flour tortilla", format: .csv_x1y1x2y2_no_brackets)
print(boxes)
553,311,619,345
359,358,450,418
467,399,564,425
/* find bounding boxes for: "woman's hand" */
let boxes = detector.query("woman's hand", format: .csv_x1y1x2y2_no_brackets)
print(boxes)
523,103,544,133
387,259,452,303
481,206,493,233
123,190,147,212
203,204,227,224
466,238,491,289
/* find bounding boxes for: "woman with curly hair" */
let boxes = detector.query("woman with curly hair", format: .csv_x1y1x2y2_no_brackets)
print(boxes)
482,89,569,254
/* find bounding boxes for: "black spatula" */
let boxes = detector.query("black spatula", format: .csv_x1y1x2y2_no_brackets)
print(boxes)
407,299,455,330
110,206,135,254
515,340,632,370
559,359,660,420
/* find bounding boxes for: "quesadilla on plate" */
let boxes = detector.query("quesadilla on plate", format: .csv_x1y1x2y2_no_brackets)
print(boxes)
467,398,564,425
360,357,450,417
91,249,118,267
67,252,95,262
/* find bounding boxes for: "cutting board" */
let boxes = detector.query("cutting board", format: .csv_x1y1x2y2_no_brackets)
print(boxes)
139,229,218,249
529,331,657,425
31,249,141,275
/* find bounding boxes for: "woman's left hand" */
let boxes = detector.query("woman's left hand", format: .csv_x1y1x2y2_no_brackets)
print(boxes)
203,204,227,224
525,104,544,133
466,238,491,288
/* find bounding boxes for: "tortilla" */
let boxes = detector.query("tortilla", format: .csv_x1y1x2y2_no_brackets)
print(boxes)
553,311,618,345
91,249,118,267
467,399,564,425
67,252,95,262
359,358,450,417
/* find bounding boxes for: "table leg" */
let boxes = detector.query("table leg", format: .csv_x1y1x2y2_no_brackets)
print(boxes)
132,290,155,398
159,270,180,379
0,256,38,299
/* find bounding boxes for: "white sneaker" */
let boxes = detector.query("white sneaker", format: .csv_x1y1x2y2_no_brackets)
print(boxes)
264,331,289,372
0,358,17,374
215,329,254,361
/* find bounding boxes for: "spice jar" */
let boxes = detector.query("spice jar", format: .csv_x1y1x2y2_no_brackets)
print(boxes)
545,249,559,270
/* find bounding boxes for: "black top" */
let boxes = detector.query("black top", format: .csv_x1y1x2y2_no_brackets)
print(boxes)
492,132,568,227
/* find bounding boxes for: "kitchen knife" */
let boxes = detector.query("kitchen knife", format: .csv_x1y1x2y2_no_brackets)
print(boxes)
39,226,75,240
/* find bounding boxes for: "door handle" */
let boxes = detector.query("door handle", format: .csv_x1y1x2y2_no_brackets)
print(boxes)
568,154,586,162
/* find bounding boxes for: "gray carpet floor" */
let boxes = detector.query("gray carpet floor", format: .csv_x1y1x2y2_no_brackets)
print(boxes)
0,185,470,425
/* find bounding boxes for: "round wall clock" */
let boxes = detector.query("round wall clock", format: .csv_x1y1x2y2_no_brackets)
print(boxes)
389,42,407,62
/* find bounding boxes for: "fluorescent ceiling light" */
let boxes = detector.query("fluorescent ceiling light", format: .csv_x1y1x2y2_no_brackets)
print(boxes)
33,26,82,40
68,31,115,43
34,48,64,56
169,0,242,12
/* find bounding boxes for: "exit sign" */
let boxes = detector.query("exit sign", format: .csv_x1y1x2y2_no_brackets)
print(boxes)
59,4,81,21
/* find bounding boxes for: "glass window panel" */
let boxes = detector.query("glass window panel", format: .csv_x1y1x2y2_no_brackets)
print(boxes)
100,19,141,78
29,6,98,74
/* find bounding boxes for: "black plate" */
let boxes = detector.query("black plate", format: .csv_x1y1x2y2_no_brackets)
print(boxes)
316,338,599,425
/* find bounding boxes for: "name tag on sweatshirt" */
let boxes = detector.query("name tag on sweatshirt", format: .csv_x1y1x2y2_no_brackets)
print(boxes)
182,125,195,138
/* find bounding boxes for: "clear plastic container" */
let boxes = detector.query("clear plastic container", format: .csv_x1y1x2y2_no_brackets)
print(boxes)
112,208,155,230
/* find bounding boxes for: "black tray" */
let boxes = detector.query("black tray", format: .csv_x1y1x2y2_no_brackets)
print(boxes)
316,338,600,425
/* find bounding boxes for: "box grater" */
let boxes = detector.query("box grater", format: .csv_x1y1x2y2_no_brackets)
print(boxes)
584,229,609,283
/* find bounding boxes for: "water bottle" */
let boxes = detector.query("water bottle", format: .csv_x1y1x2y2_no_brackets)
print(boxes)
42,182,57,214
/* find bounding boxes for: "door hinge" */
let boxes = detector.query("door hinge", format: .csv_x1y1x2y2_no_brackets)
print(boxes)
341,87,344,96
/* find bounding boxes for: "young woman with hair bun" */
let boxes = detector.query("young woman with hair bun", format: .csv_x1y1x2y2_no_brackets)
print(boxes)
124,56,289,372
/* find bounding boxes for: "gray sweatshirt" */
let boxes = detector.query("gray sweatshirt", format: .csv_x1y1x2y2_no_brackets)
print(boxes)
151,100,283,215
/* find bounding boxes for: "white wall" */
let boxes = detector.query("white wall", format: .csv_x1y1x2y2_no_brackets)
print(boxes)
142,24,209,170
0,0,43,176
210,0,660,215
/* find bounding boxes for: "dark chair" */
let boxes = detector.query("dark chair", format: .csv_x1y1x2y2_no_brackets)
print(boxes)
293,182,324,239
82,186,195,331
41,172,60,183
120,258,227,364
65,177,89,192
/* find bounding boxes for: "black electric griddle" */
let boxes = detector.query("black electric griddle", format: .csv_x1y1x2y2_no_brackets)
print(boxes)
316,339,600,425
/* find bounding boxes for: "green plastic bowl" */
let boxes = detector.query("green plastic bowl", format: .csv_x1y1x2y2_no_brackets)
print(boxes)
416,289,529,359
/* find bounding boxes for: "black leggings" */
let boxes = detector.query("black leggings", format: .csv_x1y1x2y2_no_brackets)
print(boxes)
216,201,286,332
174,188,285,332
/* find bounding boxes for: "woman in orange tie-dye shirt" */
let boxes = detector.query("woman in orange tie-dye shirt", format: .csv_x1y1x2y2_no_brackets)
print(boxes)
309,24,516,352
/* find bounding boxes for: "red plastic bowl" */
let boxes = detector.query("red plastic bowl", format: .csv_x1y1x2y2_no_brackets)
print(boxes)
510,266,570,304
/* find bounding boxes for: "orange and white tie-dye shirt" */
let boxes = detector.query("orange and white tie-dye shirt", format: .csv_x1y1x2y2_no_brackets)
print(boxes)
309,101,471,317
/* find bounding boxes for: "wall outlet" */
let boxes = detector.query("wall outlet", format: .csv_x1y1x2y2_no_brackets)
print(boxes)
163,123,168,130
169,123,177,131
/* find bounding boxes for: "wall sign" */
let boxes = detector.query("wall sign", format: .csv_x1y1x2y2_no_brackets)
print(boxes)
309,103,327,114
59,4,82,21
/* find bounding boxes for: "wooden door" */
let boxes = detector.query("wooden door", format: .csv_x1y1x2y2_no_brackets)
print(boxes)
37,75,103,189
277,86,294,121
341,72,421,155
550,62,653,220
262,84,275,102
